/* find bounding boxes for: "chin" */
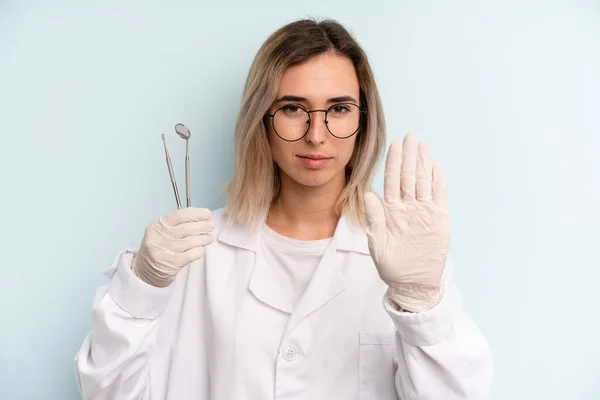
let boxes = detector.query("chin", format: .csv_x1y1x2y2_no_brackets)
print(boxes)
290,168,340,188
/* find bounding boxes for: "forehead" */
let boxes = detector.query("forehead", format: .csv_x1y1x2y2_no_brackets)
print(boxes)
277,53,360,101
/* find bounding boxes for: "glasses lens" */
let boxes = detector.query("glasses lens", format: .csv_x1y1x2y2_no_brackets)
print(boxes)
326,103,361,138
272,106,309,141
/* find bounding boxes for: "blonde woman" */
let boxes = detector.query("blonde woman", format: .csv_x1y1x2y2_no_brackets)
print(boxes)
76,19,492,399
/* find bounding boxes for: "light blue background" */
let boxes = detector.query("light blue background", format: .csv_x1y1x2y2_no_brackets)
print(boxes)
1,1,599,399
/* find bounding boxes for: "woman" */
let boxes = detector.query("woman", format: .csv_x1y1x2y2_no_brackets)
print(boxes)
75,19,492,399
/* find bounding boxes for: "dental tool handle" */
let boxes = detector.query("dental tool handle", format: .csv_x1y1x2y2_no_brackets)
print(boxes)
170,158,182,209
185,140,191,208
162,134,182,209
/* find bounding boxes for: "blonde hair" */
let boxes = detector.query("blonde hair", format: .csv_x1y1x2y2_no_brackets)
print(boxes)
224,18,386,230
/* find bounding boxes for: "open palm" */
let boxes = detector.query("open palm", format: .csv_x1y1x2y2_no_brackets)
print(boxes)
364,134,450,312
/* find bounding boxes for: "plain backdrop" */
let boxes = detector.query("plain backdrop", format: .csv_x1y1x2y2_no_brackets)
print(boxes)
1,1,599,399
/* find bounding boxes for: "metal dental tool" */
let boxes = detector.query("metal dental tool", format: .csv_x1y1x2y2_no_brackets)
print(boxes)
161,133,182,209
174,123,192,208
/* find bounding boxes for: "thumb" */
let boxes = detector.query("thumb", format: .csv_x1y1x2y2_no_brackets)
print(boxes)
364,192,386,249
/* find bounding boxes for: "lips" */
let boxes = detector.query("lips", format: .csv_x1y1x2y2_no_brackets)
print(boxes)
298,155,331,160
297,155,332,168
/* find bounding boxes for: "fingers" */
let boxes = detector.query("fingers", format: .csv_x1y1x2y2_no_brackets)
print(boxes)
416,142,433,200
383,141,402,203
180,245,210,265
149,207,216,255
400,134,418,202
432,163,448,209
170,219,214,239
171,233,214,254
162,207,212,226
387,134,445,206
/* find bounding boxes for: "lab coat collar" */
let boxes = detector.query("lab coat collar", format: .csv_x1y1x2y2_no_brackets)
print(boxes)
217,212,370,255
216,215,262,253
332,214,370,255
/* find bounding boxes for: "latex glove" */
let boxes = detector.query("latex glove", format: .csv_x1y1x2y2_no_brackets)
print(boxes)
132,207,215,287
364,134,450,313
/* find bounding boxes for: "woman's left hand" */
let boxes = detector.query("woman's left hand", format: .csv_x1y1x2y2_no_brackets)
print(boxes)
364,134,450,313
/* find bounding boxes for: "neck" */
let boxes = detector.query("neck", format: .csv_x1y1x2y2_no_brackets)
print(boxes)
266,171,346,240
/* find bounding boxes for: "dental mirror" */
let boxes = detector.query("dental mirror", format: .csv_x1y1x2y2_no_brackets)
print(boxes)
175,123,191,140
175,123,191,207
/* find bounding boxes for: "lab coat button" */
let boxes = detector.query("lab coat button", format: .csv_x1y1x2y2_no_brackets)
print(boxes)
282,345,298,361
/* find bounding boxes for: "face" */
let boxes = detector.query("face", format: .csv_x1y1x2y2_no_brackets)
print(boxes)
266,52,360,189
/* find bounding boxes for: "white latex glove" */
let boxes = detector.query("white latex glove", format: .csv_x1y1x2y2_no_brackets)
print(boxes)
364,134,450,313
132,207,215,287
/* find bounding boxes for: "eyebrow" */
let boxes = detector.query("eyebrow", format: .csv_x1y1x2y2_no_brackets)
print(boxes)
275,95,358,104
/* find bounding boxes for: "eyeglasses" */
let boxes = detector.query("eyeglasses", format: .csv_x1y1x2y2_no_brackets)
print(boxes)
265,102,366,142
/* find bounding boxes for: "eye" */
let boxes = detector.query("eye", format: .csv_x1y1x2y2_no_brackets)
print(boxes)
330,104,351,114
281,104,306,115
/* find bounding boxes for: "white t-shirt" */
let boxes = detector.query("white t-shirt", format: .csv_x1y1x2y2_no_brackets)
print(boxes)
260,223,331,312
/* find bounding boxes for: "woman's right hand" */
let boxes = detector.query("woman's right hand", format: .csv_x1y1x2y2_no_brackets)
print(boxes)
132,207,215,287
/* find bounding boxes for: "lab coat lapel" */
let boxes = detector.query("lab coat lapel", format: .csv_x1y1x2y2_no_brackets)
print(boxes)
247,250,294,313
285,215,370,333
217,214,293,313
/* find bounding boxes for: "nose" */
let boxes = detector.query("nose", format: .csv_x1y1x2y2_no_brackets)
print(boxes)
304,110,328,145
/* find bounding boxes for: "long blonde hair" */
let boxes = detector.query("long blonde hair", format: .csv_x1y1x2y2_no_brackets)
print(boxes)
224,18,386,230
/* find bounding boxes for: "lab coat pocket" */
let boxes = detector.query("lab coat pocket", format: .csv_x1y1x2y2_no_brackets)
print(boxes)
358,332,397,400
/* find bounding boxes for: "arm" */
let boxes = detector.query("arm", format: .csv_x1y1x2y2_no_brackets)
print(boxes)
75,207,213,399
385,258,493,399
74,249,175,400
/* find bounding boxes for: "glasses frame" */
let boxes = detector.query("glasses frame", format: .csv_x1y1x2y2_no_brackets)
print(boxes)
265,102,367,142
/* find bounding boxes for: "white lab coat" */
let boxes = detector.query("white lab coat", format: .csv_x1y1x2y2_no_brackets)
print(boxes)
75,208,492,399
